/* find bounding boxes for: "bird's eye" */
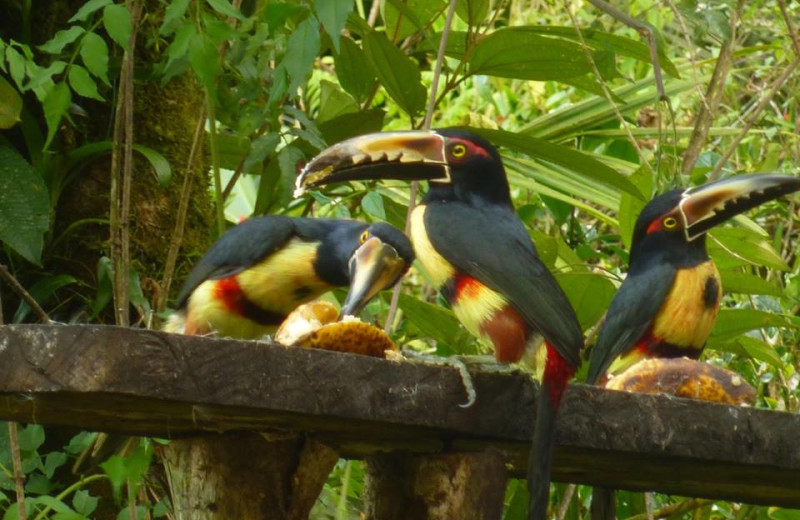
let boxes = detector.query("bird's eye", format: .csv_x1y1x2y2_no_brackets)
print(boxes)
663,217,678,229
360,231,369,243
451,143,467,158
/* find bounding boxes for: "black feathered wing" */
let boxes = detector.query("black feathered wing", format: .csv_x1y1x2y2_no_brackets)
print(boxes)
586,261,676,384
174,216,297,308
424,202,582,367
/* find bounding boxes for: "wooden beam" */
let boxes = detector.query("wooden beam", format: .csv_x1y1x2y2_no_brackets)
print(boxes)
0,325,798,507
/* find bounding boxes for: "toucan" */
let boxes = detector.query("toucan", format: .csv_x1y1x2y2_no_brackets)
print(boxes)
585,174,800,520
295,129,584,520
165,216,414,338
587,174,800,384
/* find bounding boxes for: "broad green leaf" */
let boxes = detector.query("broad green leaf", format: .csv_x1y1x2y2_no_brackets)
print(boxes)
361,191,385,219
710,309,792,341
556,272,616,330
718,269,781,297
6,46,27,87
17,424,45,451
70,0,113,22
529,229,558,269
335,36,375,103
189,34,220,89
317,79,359,124
470,128,642,199
13,275,77,323
468,29,593,81
399,294,463,346
708,227,790,271
455,0,489,26
103,4,132,52
133,144,172,185
362,30,426,117
206,0,245,20
43,81,71,149
91,256,113,318
160,0,191,35
39,26,85,54
244,132,280,171
284,16,321,94
25,60,67,91
618,166,654,250
68,65,104,101
30,496,73,514
101,445,152,502
72,490,98,517
277,145,306,208
382,0,442,41
164,22,195,77
710,336,783,369
318,108,385,145
79,32,110,86
44,451,68,478
0,76,22,128
315,0,354,52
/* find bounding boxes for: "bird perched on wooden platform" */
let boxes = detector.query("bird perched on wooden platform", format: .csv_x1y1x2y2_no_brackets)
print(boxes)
165,216,414,338
585,173,800,520
295,129,583,520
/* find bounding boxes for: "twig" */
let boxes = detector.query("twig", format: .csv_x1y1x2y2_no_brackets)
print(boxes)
681,0,743,175
383,0,459,333
159,110,206,314
8,422,27,520
626,498,713,520
709,55,800,180
367,0,381,27
778,0,800,55
0,264,51,323
555,484,576,520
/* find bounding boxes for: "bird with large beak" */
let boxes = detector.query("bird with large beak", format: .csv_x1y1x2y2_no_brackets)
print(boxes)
165,216,414,338
586,174,800,385
296,129,584,520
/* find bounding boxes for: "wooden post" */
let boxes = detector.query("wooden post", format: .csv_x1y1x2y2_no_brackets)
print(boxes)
161,432,338,520
364,451,508,520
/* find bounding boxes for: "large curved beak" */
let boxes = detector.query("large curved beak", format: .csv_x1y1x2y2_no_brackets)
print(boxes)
679,173,800,240
295,131,449,195
340,237,407,317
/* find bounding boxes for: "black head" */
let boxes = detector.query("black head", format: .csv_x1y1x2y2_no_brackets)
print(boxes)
295,129,511,207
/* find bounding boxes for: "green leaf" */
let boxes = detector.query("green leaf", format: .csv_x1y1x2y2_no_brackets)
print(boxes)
0,145,49,264
362,30,426,116
25,60,67,91
382,0,442,41
44,451,68,478
710,309,793,341
39,26,85,54
31,496,73,514
164,22,195,77
101,446,152,502
470,128,642,199
91,256,113,318
335,36,375,103
17,424,45,451
277,145,306,208
43,81,71,149
708,227,790,271
617,166,653,250
317,79,358,124
72,490,98,517
284,16,321,94
206,0,246,20
0,76,23,129
70,0,113,22
710,336,783,369
318,108,385,145
455,0,489,26
133,144,172,185
556,272,616,330
468,29,593,81
244,132,280,171
13,275,77,323
529,229,558,269
69,65,104,101
103,4,132,52
189,34,220,89
361,191,386,219
315,0,353,52
160,0,191,35
399,294,464,346
79,32,110,86
6,46,27,87
718,269,781,297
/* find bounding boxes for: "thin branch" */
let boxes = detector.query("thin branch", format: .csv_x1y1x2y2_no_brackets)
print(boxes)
383,0,459,333
778,0,800,55
626,498,714,520
0,264,51,324
709,55,800,180
8,422,27,520
556,484,576,520
367,0,381,27
159,109,206,314
682,0,743,176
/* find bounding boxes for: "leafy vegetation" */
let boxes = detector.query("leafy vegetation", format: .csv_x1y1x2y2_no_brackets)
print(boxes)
1,0,799,518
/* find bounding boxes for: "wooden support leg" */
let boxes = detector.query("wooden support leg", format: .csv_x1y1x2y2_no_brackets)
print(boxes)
364,451,508,520
161,432,338,520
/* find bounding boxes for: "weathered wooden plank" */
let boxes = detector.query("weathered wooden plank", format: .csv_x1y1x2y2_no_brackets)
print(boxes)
0,324,798,507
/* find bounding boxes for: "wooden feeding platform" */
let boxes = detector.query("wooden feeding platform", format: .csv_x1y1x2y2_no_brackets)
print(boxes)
0,324,798,516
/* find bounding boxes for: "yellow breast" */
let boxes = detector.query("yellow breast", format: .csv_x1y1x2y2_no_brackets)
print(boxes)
410,205,455,287
651,260,721,349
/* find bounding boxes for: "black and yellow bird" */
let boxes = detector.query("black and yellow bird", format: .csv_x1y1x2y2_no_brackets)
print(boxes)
165,216,414,337
296,129,584,520
587,174,800,385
